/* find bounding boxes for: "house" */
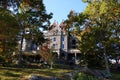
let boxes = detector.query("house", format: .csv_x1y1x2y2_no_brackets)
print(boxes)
19,21,81,63
43,21,81,61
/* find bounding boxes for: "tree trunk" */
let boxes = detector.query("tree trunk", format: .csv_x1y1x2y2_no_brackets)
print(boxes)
103,47,112,78
50,61,53,69
18,32,24,67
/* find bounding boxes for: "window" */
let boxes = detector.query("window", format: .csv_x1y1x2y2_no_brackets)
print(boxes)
72,39,76,44
56,30,58,33
53,37,56,41
62,37,64,41
53,31,56,35
31,43,37,50
62,44,64,49
53,44,56,49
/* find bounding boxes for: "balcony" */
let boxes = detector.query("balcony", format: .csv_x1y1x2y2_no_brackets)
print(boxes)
68,49,80,53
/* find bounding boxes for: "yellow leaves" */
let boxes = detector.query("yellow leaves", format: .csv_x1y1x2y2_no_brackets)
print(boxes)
84,3,92,15
113,9,118,12
20,2,29,8
99,1,107,14
84,2,101,19
19,0,30,12
84,0,120,22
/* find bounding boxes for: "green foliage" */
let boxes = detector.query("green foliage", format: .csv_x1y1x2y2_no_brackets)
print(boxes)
0,0,53,67
86,54,104,68
16,0,53,46
1,0,53,44
0,8,19,36
73,72,98,80
65,0,120,68
0,8,20,64
82,0,120,55
0,56,5,63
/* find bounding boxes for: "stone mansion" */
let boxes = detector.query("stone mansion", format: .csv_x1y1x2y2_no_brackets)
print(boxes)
43,22,80,60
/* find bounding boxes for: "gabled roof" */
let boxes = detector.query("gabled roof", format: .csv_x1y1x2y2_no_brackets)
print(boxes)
51,21,58,27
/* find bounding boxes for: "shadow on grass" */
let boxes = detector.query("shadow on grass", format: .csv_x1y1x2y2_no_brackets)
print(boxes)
0,65,73,80
3,71,20,77
0,67,23,75
111,69,120,80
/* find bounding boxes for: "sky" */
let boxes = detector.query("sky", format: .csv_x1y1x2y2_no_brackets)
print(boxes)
43,0,87,24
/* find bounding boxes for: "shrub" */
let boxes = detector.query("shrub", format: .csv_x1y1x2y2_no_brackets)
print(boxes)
73,72,99,80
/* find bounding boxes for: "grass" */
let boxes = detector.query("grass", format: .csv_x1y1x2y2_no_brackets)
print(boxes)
0,66,73,80
73,72,99,80
0,65,120,80
112,73,120,80
111,69,120,80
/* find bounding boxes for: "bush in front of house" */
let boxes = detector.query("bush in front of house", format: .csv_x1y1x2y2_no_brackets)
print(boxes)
72,72,99,80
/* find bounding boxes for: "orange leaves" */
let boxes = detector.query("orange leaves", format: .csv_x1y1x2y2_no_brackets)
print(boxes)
39,44,52,62
40,45,50,53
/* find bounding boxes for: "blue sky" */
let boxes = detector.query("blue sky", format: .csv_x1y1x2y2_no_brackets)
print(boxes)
43,0,87,24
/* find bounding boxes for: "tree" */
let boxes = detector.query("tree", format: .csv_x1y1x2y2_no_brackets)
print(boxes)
64,0,120,78
0,0,53,67
80,0,120,77
64,10,88,35
16,0,52,46
39,44,56,69
15,0,52,67
0,8,20,64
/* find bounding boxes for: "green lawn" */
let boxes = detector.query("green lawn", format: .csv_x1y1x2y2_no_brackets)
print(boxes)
111,70,120,80
0,66,72,80
112,73,120,80
0,65,120,80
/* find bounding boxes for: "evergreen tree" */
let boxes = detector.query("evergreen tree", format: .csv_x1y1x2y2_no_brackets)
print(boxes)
0,8,19,64
0,0,53,66
65,0,120,77
17,0,53,66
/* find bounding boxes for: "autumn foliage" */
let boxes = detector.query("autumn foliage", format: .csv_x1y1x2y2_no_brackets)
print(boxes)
39,44,53,63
